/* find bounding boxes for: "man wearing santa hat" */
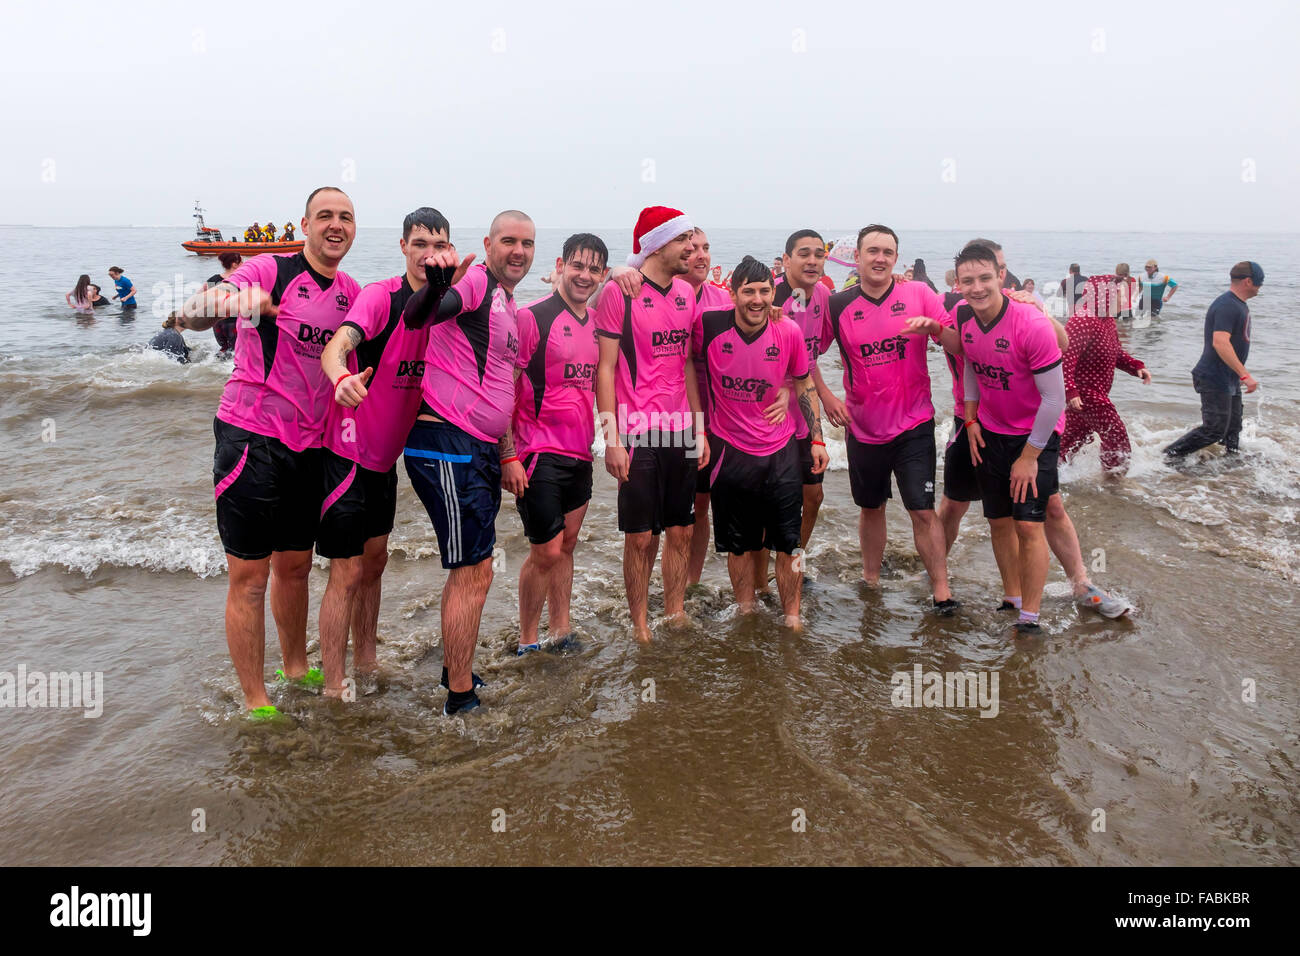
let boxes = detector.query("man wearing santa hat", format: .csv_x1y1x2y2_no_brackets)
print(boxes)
594,206,710,642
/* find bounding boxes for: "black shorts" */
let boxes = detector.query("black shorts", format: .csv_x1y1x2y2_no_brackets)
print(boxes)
845,418,936,511
708,436,802,555
797,434,825,486
316,449,398,559
942,415,982,502
213,417,321,560
975,428,1060,522
617,432,697,534
516,453,593,544
403,419,501,570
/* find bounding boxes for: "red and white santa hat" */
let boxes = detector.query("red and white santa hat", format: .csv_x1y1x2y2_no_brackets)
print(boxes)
627,205,694,268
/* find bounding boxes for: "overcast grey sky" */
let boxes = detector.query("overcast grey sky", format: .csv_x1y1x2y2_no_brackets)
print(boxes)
4,0,1296,231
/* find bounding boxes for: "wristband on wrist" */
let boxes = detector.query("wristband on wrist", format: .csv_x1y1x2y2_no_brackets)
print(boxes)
501,456,519,465
333,371,351,389
811,440,826,447
965,419,979,429
1240,374,1249,381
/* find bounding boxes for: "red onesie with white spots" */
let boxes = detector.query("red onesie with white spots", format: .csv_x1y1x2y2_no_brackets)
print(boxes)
1061,276,1146,470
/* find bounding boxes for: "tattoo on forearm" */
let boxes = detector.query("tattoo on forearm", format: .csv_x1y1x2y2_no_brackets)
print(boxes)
499,428,516,460
798,385,821,442
343,325,363,349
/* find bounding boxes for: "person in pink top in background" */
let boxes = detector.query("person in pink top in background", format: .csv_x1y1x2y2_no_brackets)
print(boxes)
823,225,962,614
696,256,828,627
314,207,453,698
504,233,610,655
595,206,710,643
1060,275,1152,473
180,186,359,716
400,211,535,715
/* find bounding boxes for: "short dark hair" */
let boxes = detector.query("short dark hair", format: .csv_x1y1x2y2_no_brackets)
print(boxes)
731,255,773,290
402,207,450,241
968,236,1002,251
954,244,999,272
1068,263,1080,273
1229,261,1253,281
561,233,609,269
305,186,349,218
218,252,242,270
857,224,899,250
784,228,824,256
108,266,123,274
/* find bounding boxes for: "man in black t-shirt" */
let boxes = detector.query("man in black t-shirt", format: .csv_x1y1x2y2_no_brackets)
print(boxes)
1164,261,1263,457
1060,264,1086,308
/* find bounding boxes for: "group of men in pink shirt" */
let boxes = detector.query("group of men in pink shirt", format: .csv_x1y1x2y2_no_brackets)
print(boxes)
182,190,1130,720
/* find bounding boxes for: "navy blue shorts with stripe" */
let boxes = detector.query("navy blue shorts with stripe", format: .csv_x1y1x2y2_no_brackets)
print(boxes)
403,419,502,570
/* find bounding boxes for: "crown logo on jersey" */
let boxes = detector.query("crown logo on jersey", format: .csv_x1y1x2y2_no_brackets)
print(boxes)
722,342,734,353
642,296,653,309
890,301,906,314
995,336,1010,351
335,293,350,309
765,345,780,359
674,295,687,308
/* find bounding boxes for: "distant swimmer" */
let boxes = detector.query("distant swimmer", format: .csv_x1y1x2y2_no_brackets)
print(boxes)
1060,264,1086,310
149,312,192,363
206,252,243,354
1060,275,1151,474
1163,261,1262,459
1021,278,1047,310
107,266,137,310
955,243,1067,634
317,207,451,698
66,274,94,314
823,225,961,613
1139,259,1178,315
1113,263,1137,320
938,239,1130,619
594,206,709,642
88,283,110,308
506,233,610,654
180,186,360,717
696,256,828,628
401,210,535,715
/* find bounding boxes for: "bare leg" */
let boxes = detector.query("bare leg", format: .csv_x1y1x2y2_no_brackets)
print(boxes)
351,535,388,674
225,554,272,710
1044,493,1090,596
1015,521,1050,615
858,506,887,584
775,551,802,629
726,552,757,613
687,492,711,585
662,525,692,622
752,549,771,596
442,557,493,693
269,549,312,678
318,554,364,696
520,535,564,647
987,517,1022,603
800,483,824,549
624,531,659,642
546,504,587,636
937,496,971,555
908,508,952,602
